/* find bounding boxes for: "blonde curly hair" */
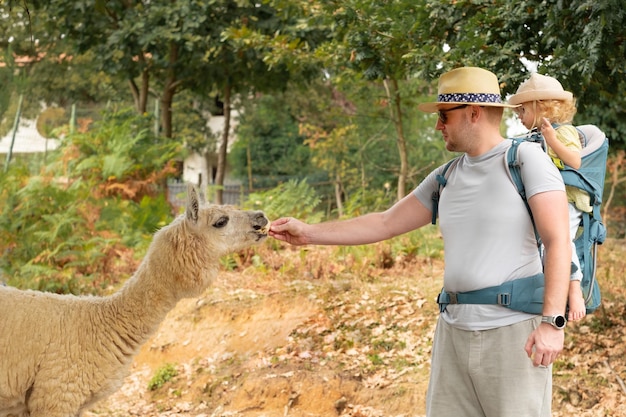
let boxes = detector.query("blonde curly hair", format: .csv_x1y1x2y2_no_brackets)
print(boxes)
532,98,577,125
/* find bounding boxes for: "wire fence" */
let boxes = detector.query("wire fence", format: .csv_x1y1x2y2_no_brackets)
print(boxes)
167,181,247,210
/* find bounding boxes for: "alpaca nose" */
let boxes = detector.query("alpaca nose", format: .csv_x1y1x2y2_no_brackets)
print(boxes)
252,212,269,230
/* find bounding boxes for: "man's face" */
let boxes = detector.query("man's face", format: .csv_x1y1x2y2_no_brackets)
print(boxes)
436,104,471,153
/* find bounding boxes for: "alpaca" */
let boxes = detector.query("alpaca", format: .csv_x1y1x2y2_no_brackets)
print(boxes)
0,186,269,417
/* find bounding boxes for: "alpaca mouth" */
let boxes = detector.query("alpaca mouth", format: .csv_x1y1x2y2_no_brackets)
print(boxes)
252,217,270,241
253,225,269,241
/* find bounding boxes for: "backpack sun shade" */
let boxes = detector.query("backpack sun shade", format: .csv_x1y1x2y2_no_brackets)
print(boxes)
433,125,609,315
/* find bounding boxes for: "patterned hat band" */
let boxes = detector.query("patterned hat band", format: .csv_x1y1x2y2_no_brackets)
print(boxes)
437,93,503,104
418,68,519,113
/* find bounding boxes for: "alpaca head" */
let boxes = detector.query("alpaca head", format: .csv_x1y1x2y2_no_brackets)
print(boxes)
183,185,269,257
150,185,269,299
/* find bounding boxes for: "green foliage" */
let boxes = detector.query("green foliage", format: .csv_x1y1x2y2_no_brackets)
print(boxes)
329,227,444,276
340,187,396,218
390,228,445,261
2,0,625,224
0,108,177,293
327,0,430,82
219,255,240,272
0,67,13,132
65,107,180,182
230,77,446,215
422,0,626,148
0,2,123,123
97,194,172,248
172,93,217,156
335,78,447,194
148,363,178,391
230,94,326,189
244,179,324,224
0,167,170,293
0,173,103,292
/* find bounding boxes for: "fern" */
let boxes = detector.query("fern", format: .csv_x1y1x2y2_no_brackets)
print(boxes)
244,179,324,223
0,107,179,293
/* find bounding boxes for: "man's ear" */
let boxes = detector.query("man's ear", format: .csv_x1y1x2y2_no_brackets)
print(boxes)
471,105,480,120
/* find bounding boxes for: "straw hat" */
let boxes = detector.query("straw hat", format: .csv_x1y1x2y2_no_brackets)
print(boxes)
418,67,518,113
508,73,573,105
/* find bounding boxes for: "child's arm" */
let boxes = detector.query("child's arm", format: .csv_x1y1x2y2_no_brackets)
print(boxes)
541,118,582,169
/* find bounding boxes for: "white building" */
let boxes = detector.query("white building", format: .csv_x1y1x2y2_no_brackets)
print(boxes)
182,111,240,188
0,119,58,155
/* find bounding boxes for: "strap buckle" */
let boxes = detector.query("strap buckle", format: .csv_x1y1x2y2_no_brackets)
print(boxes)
437,291,458,304
497,293,511,306
437,290,457,313
447,292,458,304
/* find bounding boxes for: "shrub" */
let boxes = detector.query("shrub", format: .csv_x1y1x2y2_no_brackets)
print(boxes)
244,179,324,224
0,107,178,293
148,363,178,391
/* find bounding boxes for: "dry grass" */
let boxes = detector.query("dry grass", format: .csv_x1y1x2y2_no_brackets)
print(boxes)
85,231,626,417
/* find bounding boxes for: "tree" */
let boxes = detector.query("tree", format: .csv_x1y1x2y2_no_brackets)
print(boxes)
225,0,449,209
312,0,435,200
213,0,330,203
0,2,123,126
230,93,324,190
191,2,297,204
37,0,216,138
520,0,626,145
415,0,626,148
4,0,321,203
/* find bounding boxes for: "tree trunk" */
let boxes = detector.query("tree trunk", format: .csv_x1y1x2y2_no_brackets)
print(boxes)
215,83,232,205
161,42,179,139
383,77,408,200
246,140,253,192
602,150,626,222
139,68,149,114
334,171,344,217
161,88,174,139
128,57,150,114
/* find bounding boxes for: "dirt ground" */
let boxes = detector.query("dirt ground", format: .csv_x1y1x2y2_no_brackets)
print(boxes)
85,242,626,417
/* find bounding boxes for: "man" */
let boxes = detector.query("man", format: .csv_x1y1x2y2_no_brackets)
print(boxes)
269,67,571,416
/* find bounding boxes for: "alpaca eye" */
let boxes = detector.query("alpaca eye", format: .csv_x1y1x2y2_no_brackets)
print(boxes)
213,217,229,228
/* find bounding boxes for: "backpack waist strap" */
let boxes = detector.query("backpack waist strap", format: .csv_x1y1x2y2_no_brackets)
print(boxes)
437,273,545,314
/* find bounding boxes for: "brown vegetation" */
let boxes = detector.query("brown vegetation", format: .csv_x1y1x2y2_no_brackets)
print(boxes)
85,234,626,417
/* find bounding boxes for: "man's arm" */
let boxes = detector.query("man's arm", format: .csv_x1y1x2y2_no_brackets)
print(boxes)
269,193,432,246
524,189,571,366
530,189,571,316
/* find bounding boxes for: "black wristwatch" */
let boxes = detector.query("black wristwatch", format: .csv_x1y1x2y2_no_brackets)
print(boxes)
541,315,567,330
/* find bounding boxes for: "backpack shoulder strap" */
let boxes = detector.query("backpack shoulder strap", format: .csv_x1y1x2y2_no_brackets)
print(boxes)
507,139,540,241
431,157,460,225
433,140,542,232
507,139,531,218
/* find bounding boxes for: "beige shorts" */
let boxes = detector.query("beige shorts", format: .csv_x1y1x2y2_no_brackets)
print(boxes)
426,316,551,417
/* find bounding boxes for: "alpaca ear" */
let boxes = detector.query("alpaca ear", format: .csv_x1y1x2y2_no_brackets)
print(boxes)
186,185,199,223
197,186,207,205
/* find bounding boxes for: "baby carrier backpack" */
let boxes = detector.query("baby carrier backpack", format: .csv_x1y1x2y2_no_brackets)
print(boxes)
433,124,609,315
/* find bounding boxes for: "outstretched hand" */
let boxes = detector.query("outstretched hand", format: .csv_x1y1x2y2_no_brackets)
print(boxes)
524,323,564,367
269,217,310,246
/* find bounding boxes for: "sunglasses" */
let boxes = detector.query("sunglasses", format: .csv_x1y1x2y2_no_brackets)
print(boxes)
438,104,468,124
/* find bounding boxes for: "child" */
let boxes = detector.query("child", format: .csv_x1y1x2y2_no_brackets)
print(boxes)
509,73,591,321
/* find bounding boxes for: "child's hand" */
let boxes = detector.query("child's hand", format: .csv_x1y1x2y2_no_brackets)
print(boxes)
540,117,556,144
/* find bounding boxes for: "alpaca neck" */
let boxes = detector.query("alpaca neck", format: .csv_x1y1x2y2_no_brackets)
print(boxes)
102,261,182,352
98,220,217,353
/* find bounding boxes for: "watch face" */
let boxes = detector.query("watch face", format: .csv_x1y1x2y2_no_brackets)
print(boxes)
555,315,566,328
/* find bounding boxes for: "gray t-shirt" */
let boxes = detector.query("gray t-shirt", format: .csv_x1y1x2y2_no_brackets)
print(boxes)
413,139,565,330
